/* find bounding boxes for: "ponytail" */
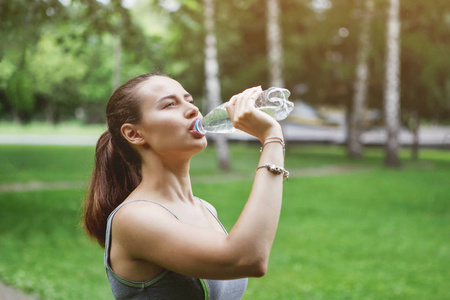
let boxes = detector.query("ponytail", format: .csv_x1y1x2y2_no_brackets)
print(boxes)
83,130,141,247
82,73,163,247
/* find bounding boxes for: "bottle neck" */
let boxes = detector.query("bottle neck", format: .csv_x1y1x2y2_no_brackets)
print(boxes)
194,118,207,135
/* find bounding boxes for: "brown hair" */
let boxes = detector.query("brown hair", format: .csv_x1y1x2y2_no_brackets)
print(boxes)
83,73,164,247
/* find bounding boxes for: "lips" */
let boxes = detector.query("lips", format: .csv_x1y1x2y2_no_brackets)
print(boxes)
189,118,198,131
189,118,206,138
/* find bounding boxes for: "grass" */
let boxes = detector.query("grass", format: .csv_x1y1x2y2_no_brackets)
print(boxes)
0,189,110,299
195,160,450,300
0,121,106,136
0,145,95,184
245,168,449,299
0,143,365,184
2,142,447,184
0,144,449,299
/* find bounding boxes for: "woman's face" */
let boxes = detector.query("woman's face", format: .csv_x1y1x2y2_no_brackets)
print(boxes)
135,76,207,157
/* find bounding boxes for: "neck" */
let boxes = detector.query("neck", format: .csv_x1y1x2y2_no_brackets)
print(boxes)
136,151,195,203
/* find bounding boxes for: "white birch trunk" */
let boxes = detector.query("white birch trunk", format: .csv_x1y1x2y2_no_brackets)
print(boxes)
112,35,122,92
347,0,374,158
383,0,401,167
204,0,230,171
266,0,284,87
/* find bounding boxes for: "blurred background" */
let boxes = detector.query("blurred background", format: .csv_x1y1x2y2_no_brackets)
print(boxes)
0,0,449,299
1,0,449,151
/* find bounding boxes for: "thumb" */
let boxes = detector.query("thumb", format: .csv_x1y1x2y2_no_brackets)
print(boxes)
226,95,238,119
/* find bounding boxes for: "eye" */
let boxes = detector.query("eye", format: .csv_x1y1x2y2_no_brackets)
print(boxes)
164,101,176,108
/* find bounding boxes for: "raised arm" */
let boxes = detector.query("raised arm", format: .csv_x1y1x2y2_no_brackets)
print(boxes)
113,86,285,280
224,85,285,276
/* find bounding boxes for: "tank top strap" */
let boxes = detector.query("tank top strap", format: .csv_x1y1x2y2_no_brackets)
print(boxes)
104,198,227,266
104,200,180,268
196,197,229,235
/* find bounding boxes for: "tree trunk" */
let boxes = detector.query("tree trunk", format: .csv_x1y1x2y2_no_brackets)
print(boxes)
266,0,284,87
204,0,230,171
383,0,401,168
45,102,56,124
347,0,374,158
112,35,123,92
12,111,21,124
410,111,419,160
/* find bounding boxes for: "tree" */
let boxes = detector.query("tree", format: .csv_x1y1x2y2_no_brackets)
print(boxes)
5,69,34,123
347,0,375,158
286,0,361,127
27,29,87,123
384,0,401,167
0,0,159,123
204,0,231,171
112,35,123,92
266,0,285,87
400,0,450,159
0,0,67,122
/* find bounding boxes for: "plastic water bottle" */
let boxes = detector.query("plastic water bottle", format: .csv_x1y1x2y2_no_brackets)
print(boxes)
194,87,294,135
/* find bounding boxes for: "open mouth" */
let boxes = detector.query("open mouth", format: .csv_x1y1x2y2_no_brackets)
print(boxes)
189,118,198,131
189,118,206,137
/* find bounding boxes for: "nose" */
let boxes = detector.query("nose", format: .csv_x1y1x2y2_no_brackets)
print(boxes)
185,104,200,119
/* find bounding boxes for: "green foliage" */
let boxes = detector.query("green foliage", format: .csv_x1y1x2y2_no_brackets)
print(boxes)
77,34,117,104
0,0,166,122
0,0,449,123
400,0,450,120
0,0,66,57
5,69,34,116
0,50,20,90
28,30,87,112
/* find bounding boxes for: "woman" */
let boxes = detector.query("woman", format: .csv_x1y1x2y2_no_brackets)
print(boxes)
83,73,288,299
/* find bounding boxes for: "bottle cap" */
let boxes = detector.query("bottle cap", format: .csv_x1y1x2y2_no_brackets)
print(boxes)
194,118,207,135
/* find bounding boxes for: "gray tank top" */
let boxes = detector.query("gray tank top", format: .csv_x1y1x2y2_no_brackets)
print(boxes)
104,199,248,300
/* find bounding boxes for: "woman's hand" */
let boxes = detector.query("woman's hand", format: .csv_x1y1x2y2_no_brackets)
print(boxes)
226,86,283,142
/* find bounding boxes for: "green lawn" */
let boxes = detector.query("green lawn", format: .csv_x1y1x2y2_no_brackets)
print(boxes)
0,144,449,299
0,121,106,136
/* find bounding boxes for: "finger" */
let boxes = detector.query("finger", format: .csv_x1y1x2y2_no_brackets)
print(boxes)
226,95,238,119
241,86,259,99
227,94,239,107
249,86,263,103
235,93,247,119
236,87,259,117
245,86,262,102
245,89,261,112
244,87,262,113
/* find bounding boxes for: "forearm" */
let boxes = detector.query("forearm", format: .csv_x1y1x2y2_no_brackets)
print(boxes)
227,134,285,273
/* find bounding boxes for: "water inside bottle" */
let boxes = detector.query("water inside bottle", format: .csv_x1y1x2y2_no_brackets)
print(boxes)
200,105,281,133
198,87,294,134
200,103,235,133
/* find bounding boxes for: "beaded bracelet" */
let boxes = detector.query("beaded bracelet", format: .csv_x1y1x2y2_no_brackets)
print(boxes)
256,164,290,181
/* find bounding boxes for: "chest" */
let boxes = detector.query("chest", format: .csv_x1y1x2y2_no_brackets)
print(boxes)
165,203,227,235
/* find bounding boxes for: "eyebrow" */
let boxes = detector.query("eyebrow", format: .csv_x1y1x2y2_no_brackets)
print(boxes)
156,93,192,104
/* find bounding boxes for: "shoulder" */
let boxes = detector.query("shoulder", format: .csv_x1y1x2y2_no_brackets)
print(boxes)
112,200,177,236
113,200,175,222
197,198,218,217
110,200,182,253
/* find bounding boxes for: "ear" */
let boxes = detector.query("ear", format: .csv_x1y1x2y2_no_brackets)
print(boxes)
120,123,146,146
